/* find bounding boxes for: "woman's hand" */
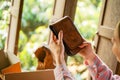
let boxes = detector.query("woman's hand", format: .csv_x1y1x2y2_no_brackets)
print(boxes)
49,31,65,66
78,42,96,64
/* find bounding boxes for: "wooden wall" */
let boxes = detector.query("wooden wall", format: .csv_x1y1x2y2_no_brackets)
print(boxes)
94,0,120,74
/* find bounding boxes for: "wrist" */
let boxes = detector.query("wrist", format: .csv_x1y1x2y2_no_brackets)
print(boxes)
56,59,66,66
84,52,96,65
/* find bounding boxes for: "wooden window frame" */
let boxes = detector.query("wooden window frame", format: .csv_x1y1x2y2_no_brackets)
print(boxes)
5,0,23,55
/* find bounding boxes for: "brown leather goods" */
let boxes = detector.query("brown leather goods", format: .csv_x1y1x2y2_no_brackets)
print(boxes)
49,16,84,56
34,46,55,70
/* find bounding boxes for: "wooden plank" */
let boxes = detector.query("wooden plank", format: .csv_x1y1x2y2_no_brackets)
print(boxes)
51,0,66,21
94,25,114,52
93,32,99,53
5,0,23,55
98,26,114,39
63,0,77,21
51,0,77,23
98,0,107,26
103,0,120,28
97,37,117,73
94,0,107,53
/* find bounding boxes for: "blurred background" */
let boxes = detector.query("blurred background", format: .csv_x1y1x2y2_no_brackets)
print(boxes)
0,0,101,79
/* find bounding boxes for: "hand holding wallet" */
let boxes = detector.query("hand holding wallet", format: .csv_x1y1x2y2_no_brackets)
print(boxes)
49,16,84,56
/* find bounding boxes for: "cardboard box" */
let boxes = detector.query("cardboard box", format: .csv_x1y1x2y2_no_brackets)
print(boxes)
0,50,21,74
0,50,55,80
0,50,10,71
5,69,55,80
1,62,21,74
0,49,21,80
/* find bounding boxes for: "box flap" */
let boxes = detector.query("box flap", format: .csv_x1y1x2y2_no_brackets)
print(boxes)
0,50,10,71
5,69,55,80
0,50,21,74
1,62,21,74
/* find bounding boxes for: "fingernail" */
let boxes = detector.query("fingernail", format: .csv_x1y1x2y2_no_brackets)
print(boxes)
60,30,63,33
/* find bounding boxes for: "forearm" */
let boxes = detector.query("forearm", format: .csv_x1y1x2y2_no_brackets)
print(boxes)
86,55,120,80
84,52,96,65
54,64,75,80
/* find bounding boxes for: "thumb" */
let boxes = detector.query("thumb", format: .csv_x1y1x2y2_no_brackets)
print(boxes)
79,42,89,48
58,30,63,44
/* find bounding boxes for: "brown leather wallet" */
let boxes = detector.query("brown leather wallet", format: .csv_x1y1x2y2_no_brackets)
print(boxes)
49,16,84,56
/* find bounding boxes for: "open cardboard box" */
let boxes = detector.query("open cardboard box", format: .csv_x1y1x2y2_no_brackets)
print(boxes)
0,49,21,74
0,50,55,80
0,50,10,72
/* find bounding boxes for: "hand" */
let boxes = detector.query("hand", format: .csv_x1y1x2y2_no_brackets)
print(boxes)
78,42,96,64
49,31,65,66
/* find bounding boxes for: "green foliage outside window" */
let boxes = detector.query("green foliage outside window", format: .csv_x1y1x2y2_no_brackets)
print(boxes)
0,1,10,49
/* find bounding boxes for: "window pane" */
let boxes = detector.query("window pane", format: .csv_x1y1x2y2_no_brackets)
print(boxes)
18,0,54,71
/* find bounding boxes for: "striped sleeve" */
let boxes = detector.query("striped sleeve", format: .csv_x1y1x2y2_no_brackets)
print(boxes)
85,56,120,80
54,64,75,80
